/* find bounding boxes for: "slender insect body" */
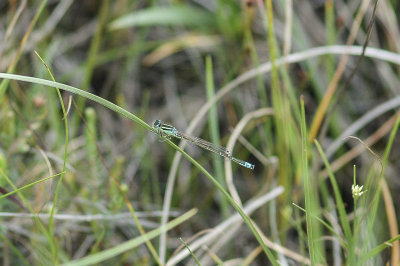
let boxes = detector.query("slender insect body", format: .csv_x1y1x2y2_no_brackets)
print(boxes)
153,119,255,170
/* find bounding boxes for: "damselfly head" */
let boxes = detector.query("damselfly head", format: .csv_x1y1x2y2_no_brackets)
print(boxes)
153,119,162,129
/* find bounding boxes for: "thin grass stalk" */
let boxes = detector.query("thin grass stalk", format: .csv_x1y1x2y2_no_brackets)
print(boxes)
205,56,230,217
265,0,292,205
35,51,69,263
300,97,317,265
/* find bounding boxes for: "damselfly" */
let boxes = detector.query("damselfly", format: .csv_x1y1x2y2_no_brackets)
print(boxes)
153,119,255,169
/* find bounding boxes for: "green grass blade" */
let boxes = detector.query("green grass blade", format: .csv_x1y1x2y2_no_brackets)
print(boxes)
179,237,201,266
382,114,400,173
360,235,400,264
0,73,151,131
314,140,353,259
300,97,317,265
0,172,64,200
292,203,344,243
205,55,229,217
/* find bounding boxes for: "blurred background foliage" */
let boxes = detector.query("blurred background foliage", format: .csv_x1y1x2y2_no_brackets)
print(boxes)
0,0,400,265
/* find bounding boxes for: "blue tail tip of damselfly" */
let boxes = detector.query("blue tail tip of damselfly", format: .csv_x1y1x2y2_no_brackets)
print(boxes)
245,162,255,170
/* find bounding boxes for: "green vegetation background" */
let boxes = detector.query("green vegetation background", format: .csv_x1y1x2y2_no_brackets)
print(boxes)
0,0,399,265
